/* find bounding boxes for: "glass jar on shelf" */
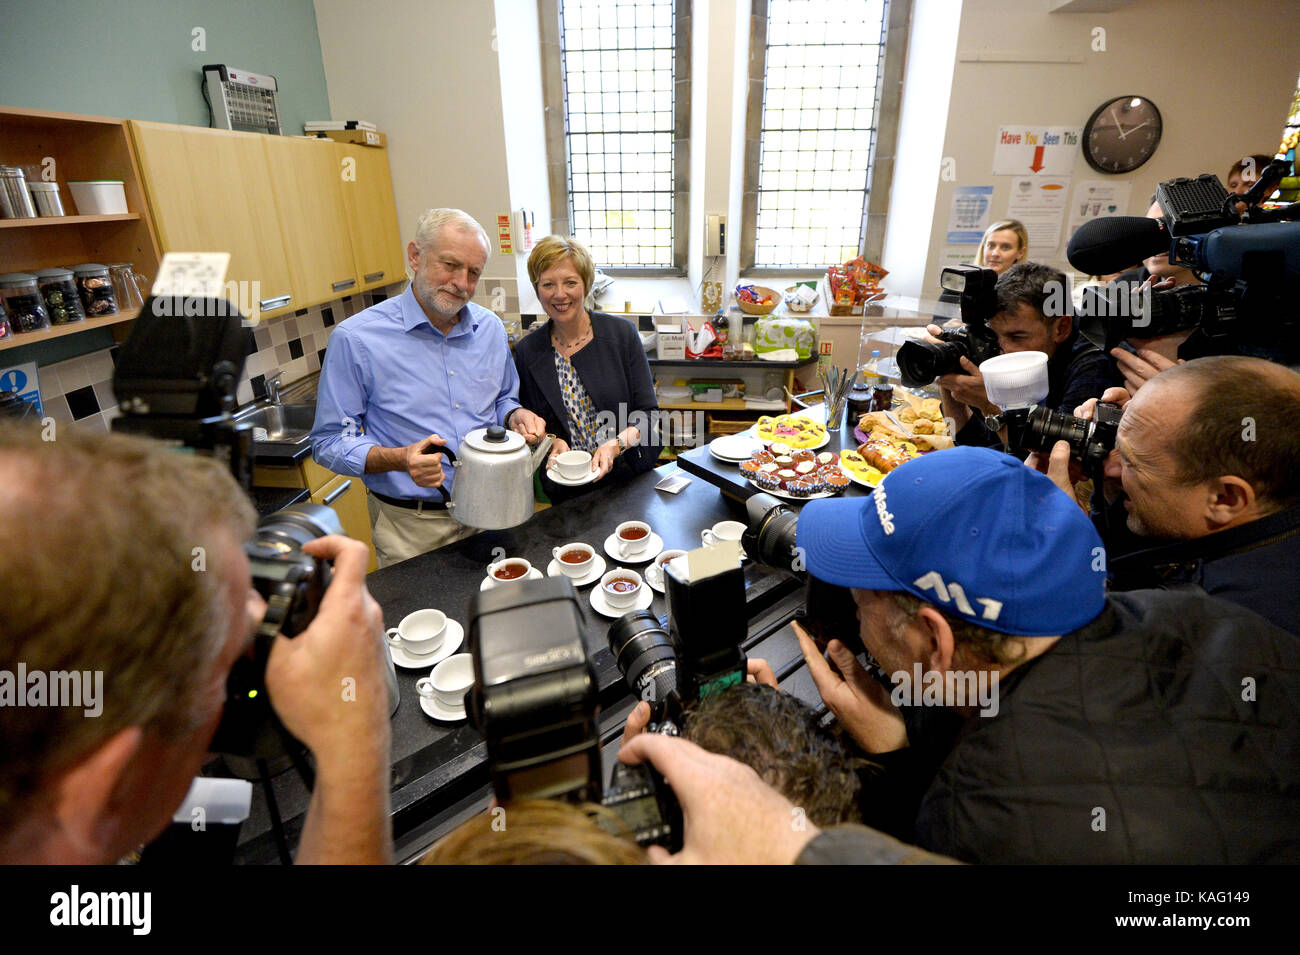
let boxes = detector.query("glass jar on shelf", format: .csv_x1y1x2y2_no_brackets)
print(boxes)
72,263,119,317
33,268,86,325
0,273,50,333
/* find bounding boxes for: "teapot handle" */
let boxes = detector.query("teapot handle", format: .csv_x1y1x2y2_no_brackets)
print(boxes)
432,445,454,505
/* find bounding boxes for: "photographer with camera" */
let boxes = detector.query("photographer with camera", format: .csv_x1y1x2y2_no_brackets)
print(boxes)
791,445,1300,863
0,425,393,865
924,263,1120,449
1028,356,1300,635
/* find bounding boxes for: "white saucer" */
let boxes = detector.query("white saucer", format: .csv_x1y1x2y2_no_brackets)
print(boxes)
709,434,764,462
389,619,465,670
480,566,545,590
546,554,607,587
589,581,655,617
603,532,664,564
419,694,467,722
546,465,600,487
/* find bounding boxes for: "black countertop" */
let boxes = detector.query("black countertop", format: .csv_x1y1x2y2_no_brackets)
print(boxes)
248,485,310,517
230,461,821,863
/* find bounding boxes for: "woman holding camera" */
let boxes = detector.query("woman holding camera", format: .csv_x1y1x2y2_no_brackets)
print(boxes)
513,235,661,502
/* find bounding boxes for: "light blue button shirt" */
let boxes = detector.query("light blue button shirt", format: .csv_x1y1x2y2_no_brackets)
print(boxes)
310,285,522,499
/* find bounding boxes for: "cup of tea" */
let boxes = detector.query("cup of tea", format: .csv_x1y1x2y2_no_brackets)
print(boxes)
553,449,594,480
385,608,447,657
487,558,533,583
615,520,652,559
649,548,687,586
702,520,747,550
600,568,644,609
552,542,595,578
417,653,474,711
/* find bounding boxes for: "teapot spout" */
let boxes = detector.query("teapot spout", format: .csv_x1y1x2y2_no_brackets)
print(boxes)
529,434,556,472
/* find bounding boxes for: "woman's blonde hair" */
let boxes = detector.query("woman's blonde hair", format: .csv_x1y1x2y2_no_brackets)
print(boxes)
974,219,1029,269
527,235,595,298
421,799,649,865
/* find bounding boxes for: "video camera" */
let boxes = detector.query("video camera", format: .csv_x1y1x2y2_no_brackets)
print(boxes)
896,265,1002,388
111,295,345,760
1068,166,1300,359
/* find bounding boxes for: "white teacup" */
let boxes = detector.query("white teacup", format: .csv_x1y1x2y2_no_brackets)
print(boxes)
553,449,593,480
600,568,644,609
615,520,653,559
417,653,474,710
552,541,595,578
649,549,687,586
487,557,533,584
702,521,747,549
385,608,447,657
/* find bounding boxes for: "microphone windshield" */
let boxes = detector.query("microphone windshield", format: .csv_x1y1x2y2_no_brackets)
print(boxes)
1066,216,1167,276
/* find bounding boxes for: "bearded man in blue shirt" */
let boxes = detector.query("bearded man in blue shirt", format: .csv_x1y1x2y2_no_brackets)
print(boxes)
312,208,546,566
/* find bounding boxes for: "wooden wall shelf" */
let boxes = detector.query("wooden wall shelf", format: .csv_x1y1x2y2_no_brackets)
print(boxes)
0,309,138,352
0,213,140,229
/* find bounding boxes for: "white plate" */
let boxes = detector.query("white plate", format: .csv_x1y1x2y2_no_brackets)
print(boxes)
480,567,545,591
589,581,655,617
545,554,607,587
752,429,830,451
546,465,600,487
419,694,467,722
389,619,465,670
708,434,765,462
603,531,664,564
746,477,840,501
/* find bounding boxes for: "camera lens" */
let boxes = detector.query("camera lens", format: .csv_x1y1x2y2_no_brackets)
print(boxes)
1024,407,1093,456
608,610,678,705
250,503,342,559
896,336,970,388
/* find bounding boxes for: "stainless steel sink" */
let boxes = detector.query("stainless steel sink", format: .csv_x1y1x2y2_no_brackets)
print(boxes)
235,402,317,443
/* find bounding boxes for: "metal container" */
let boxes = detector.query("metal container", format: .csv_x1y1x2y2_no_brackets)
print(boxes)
0,273,50,333
27,181,65,216
72,263,118,317
33,267,86,325
0,166,37,218
437,426,554,530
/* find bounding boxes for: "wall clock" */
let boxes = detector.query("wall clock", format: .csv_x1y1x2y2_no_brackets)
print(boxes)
1082,95,1162,174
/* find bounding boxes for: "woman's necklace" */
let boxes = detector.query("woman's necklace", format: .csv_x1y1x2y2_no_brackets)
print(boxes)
553,318,593,353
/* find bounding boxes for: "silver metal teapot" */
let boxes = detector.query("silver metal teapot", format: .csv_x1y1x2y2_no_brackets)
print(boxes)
433,426,553,529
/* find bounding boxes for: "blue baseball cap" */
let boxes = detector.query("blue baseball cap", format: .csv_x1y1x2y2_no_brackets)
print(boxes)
796,446,1106,635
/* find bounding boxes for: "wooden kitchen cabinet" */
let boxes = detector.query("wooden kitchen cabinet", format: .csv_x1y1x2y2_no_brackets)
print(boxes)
336,143,406,292
129,121,295,323
255,456,378,573
262,137,360,307
310,473,377,573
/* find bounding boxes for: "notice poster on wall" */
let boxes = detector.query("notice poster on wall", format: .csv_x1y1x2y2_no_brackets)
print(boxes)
1006,176,1070,255
946,185,994,243
993,126,1081,176
0,361,42,415
1066,179,1134,243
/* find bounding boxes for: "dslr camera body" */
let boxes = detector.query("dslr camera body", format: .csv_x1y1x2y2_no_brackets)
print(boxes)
897,265,1002,388
469,576,683,849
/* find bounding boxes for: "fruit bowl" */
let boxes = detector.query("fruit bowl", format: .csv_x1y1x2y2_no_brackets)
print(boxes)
735,284,779,315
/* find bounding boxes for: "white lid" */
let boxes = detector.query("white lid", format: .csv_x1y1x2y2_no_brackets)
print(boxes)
980,351,1049,409
463,426,525,454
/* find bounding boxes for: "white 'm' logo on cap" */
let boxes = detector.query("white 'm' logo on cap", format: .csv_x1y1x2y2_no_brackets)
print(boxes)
913,571,1004,621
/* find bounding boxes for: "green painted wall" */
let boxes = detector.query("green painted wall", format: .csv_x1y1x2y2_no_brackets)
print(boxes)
0,0,330,132
0,0,332,368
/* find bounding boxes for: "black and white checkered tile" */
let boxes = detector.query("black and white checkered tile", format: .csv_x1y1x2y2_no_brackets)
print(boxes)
36,282,409,433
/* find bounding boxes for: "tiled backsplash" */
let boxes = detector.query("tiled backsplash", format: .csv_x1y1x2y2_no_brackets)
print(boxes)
33,275,522,433
36,283,404,433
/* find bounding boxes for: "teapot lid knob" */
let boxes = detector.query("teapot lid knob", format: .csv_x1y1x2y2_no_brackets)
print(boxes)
484,425,508,442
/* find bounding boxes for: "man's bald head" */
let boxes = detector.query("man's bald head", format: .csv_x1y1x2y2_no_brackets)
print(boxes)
1151,356,1300,513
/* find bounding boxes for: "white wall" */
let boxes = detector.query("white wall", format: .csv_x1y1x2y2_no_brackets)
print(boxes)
313,0,516,290
903,0,1300,297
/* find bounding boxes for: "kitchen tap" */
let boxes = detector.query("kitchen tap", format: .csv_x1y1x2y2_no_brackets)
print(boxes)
266,370,284,405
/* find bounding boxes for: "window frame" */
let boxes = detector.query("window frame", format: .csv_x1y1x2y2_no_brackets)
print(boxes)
540,0,692,276
739,0,910,277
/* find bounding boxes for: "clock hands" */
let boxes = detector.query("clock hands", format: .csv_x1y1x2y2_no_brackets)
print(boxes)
1110,106,1127,140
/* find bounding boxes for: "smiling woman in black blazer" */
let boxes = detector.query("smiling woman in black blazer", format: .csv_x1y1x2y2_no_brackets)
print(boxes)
514,235,661,501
